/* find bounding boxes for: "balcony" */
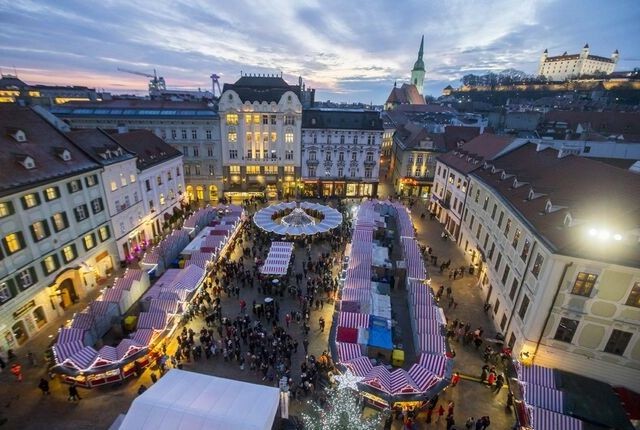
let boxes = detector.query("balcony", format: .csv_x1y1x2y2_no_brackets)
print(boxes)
363,159,376,167
306,159,319,166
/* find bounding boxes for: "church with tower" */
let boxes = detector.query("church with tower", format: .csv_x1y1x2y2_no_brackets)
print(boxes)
385,36,427,110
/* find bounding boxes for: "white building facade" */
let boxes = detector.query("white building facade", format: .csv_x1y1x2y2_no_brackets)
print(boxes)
537,44,619,81
218,74,303,200
300,109,383,198
458,143,640,391
0,106,117,353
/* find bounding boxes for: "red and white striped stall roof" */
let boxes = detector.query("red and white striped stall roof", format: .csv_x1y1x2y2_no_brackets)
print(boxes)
407,364,440,392
402,237,426,280
96,345,118,362
103,287,125,303
131,329,157,347
338,312,370,328
412,305,440,320
69,346,98,369
520,364,556,388
418,353,448,377
58,328,86,344
390,369,421,394
362,365,392,394
173,264,205,291
345,356,373,377
337,342,362,362
149,299,180,314
137,312,167,330
113,276,135,291
529,407,583,430
116,339,144,360
53,341,84,362
352,229,373,243
416,334,447,354
415,319,442,335
70,313,94,330
523,383,564,414
343,277,372,290
345,264,371,282
342,288,371,303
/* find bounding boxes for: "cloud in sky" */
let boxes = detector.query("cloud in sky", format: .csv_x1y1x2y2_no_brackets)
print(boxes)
0,0,638,103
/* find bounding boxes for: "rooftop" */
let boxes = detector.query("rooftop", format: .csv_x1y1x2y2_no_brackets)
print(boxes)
222,74,300,104
66,129,136,165
385,83,425,106
437,133,514,174
301,109,383,131
50,100,218,119
472,143,640,267
0,105,100,197
109,130,182,170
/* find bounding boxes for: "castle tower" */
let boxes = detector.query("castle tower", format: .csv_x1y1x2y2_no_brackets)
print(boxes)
411,35,426,96
612,49,620,65
580,43,589,58
537,49,548,76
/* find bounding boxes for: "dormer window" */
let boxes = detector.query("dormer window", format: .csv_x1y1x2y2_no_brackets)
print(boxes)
563,213,572,227
545,200,553,213
528,189,535,200
17,155,35,170
501,171,508,180
9,129,26,142
57,149,72,161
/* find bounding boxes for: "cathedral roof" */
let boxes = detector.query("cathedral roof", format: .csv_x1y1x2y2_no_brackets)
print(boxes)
385,84,425,106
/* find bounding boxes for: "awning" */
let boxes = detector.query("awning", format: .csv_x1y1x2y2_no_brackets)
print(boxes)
529,407,583,430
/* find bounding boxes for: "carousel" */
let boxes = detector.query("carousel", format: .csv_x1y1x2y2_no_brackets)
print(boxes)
253,202,342,236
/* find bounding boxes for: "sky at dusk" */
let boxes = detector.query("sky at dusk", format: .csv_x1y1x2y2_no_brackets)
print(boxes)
1,0,639,104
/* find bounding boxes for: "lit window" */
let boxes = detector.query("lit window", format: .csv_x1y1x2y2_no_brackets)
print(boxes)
22,193,40,209
229,165,240,174
226,114,238,125
159,194,166,205
571,272,597,297
270,132,277,142
83,234,96,250
284,166,294,174
85,174,98,187
111,181,118,191
253,114,260,124
130,174,136,183
264,166,277,174
626,282,640,308
30,220,49,242
51,212,68,232
62,245,76,263
246,166,260,174
0,201,15,218
285,131,294,143
228,131,237,142
42,254,59,274
3,232,24,254
44,187,59,201
120,173,127,186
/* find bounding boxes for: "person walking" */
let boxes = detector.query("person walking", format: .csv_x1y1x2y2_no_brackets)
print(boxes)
318,316,325,332
38,378,50,395
447,401,455,417
465,416,476,429
451,372,460,387
68,383,81,401
10,363,22,382
436,405,445,422
302,338,309,354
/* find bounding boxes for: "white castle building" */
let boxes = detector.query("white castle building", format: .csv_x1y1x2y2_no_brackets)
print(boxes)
537,44,619,82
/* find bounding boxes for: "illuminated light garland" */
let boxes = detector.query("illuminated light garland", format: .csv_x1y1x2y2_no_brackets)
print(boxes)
301,386,381,430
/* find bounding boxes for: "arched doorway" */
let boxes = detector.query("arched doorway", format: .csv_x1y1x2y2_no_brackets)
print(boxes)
209,185,218,201
196,186,204,201
58,278,78,309
186,185,194,202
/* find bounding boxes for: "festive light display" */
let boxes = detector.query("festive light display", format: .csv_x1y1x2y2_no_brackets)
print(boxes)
301,385,381,430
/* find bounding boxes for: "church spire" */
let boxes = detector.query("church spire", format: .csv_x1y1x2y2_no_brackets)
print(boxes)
413,35,425,72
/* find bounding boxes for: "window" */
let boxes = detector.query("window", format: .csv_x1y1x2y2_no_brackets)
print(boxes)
494,253,502,271
418,155,424,165
41,254,60,275
474,189,480,203
159,193,166,205
493,299,500,314
512,229,522,249
476,224,482,240
353,135,358,144
504,219,511,237
604,330,632,355
3,232,25,254
120,173,127,187
191,129,198,139
62,244,77,263
491,204,497,220
483,196,489,210
86,174,98,187
351,152,357,161
270,132,277,142
157,175,163,186
207,146,214,157
208,164,215,176
509,278,518,300
30,220,50,242
17,268,36,290
21,193,40,209
463,208,468,222
228,131,237,142
502,265,510,285
182,146,188,155
193,147,199,157
51,212,68,232
448,173,454,184
97,225,110,242
285,150,293,160
247,166,260,174
518,296,530,320
176,167,181,177
229,165,240,174
83,233,96,251
325,152,332,162
338,152,344,162
171,129,177,140
0,201,15,218
500,315,507,331
488,242,495,260
251,114,259,124
482,233,489,251
264,166,277,175
309,151,317,161
554,318,579,343
364,168,372,178
626,282,640,307
469,215,475,230
284,115,294,125
270,114,276,125
338,168,344,177
366,152,374,162
206,130,212,140
74,204,89,222
571,272,597,297
181,129,187,140
497,211,504,228
0,282,12,303
44,187,60,201
532,254,544,278
285,131,294,143
68,179,82,194
262,115,268,125
91,198,104,214
308,167,316,177
340,135,345,145
229,149,238,159
520,239,531,262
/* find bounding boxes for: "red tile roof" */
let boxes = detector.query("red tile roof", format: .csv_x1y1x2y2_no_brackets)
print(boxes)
385,84,425,106
110,130,182,170
541,111,640,140
473,144,640,267
437,133,515,174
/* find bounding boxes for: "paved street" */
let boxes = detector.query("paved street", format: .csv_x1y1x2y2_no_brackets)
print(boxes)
0,171,516,429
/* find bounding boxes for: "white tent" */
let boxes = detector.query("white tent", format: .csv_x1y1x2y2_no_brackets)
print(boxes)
116,369,280,430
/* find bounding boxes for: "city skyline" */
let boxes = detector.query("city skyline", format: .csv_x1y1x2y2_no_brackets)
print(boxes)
1,0,639,103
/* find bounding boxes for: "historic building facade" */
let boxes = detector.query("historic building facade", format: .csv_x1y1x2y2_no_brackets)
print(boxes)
537,44,619,81
50,100,222,202
300,109,383,198
459,143,640,391
0,106,117,352
218,74,303,200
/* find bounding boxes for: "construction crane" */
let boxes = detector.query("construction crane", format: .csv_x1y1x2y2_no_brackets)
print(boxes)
117,67,166,92
210,74,222,98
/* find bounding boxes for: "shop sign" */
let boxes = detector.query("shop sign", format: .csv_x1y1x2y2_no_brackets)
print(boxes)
13,300,35,320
